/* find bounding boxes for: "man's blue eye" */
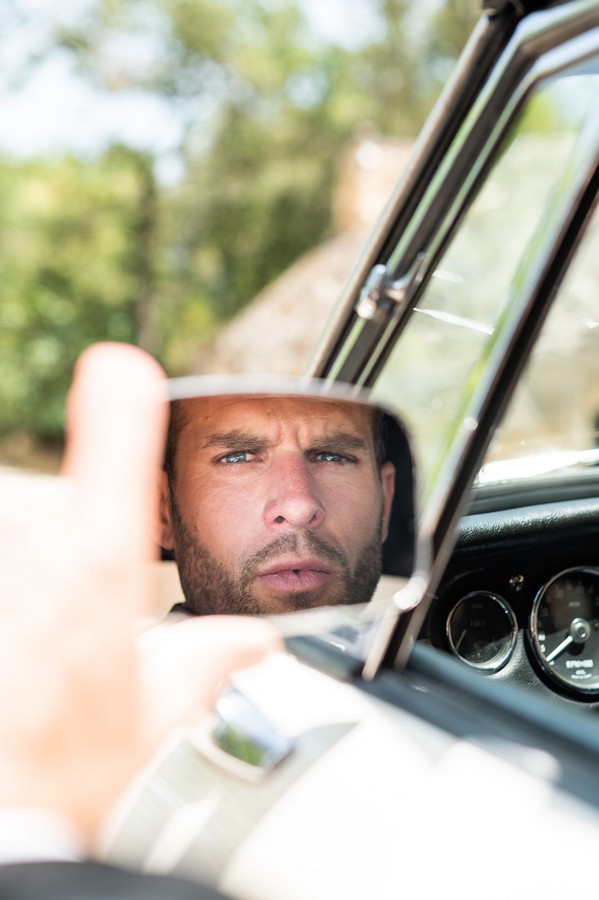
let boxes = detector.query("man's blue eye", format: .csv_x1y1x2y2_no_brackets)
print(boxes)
221,451,251,464
315,451,349,464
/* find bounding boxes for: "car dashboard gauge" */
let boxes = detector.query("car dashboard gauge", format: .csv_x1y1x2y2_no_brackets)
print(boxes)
529,567,599,697
446,591,518,673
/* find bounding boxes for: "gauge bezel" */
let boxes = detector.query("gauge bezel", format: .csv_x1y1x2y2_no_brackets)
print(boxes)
529,566,599,697
446,591,518,673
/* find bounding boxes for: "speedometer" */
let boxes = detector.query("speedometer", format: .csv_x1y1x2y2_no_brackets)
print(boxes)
529,567,599,696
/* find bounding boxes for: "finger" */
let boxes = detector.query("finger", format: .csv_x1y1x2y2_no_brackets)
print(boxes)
138,616,283,739
63,344,168,614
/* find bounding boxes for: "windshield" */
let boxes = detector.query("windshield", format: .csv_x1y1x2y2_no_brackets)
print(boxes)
370,67,599,506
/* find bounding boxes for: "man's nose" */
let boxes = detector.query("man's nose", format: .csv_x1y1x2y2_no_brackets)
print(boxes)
264,457,325,530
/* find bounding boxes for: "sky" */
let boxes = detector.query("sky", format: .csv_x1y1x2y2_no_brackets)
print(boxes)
0,0,382,174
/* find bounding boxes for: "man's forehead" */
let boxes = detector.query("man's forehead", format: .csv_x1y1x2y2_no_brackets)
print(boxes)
177,394,374,436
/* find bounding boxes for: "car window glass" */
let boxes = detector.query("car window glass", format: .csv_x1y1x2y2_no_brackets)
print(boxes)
480,197,599,480
369,70,598,506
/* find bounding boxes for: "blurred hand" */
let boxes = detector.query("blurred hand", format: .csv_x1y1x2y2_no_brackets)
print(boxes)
0,343,280,847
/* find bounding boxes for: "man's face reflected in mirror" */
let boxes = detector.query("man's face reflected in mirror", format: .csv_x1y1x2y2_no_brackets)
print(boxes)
159,394,396,616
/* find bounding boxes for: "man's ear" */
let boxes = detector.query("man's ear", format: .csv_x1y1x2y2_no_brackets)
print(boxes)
158,471,175,550
380,461,395,543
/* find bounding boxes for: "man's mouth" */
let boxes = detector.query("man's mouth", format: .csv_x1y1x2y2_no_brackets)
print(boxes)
256,557,333,593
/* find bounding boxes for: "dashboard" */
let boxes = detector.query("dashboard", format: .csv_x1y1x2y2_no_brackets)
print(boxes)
421,495,599,710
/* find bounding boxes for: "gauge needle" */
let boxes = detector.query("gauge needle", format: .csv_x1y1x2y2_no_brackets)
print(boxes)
545,635,573,663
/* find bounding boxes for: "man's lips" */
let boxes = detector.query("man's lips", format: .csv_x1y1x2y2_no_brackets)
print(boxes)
256,557,333,593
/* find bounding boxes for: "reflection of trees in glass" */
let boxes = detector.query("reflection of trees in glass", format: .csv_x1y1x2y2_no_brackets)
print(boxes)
0,0,477,453
213,722,265,768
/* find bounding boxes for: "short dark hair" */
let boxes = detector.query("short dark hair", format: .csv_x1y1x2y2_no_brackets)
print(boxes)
164,399,188,482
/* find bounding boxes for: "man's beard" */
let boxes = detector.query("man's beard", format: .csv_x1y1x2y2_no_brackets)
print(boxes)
169,498,384,616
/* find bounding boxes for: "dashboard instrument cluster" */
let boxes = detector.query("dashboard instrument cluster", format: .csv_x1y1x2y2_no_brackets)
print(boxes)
425,554,599,703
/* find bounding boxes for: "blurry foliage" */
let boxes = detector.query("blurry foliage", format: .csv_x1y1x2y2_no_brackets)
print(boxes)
0,147,157,442
0,0,479,451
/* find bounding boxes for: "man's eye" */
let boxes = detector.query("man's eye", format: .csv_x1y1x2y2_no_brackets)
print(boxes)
314,451,353,464
219,451,253,465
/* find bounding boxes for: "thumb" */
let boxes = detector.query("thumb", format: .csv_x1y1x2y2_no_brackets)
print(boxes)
137,616,283,743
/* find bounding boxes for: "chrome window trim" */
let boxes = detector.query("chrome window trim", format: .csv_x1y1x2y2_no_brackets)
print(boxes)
306,12,515,376
309,0,599,387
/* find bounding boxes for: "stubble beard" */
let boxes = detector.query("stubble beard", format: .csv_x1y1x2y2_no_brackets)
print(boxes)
168,496,384,616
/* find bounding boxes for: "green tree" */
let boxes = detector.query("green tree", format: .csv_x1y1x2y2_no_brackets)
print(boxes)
0,147,159,441
53,0,479,333
0,0,479,447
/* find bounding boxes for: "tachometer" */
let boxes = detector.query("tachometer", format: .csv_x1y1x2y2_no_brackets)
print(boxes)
529,567,599,696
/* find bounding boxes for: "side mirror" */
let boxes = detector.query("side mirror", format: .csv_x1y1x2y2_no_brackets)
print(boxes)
158,375,416,616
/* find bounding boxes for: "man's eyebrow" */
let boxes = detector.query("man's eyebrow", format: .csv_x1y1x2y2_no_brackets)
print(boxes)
199,430,370,453
311,433,369,453
202,430,270,451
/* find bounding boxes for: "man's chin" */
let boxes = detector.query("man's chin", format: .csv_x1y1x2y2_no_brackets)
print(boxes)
254,591,344,615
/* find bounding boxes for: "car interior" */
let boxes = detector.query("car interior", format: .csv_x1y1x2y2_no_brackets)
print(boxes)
103,4,599,894
306,6,599,710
